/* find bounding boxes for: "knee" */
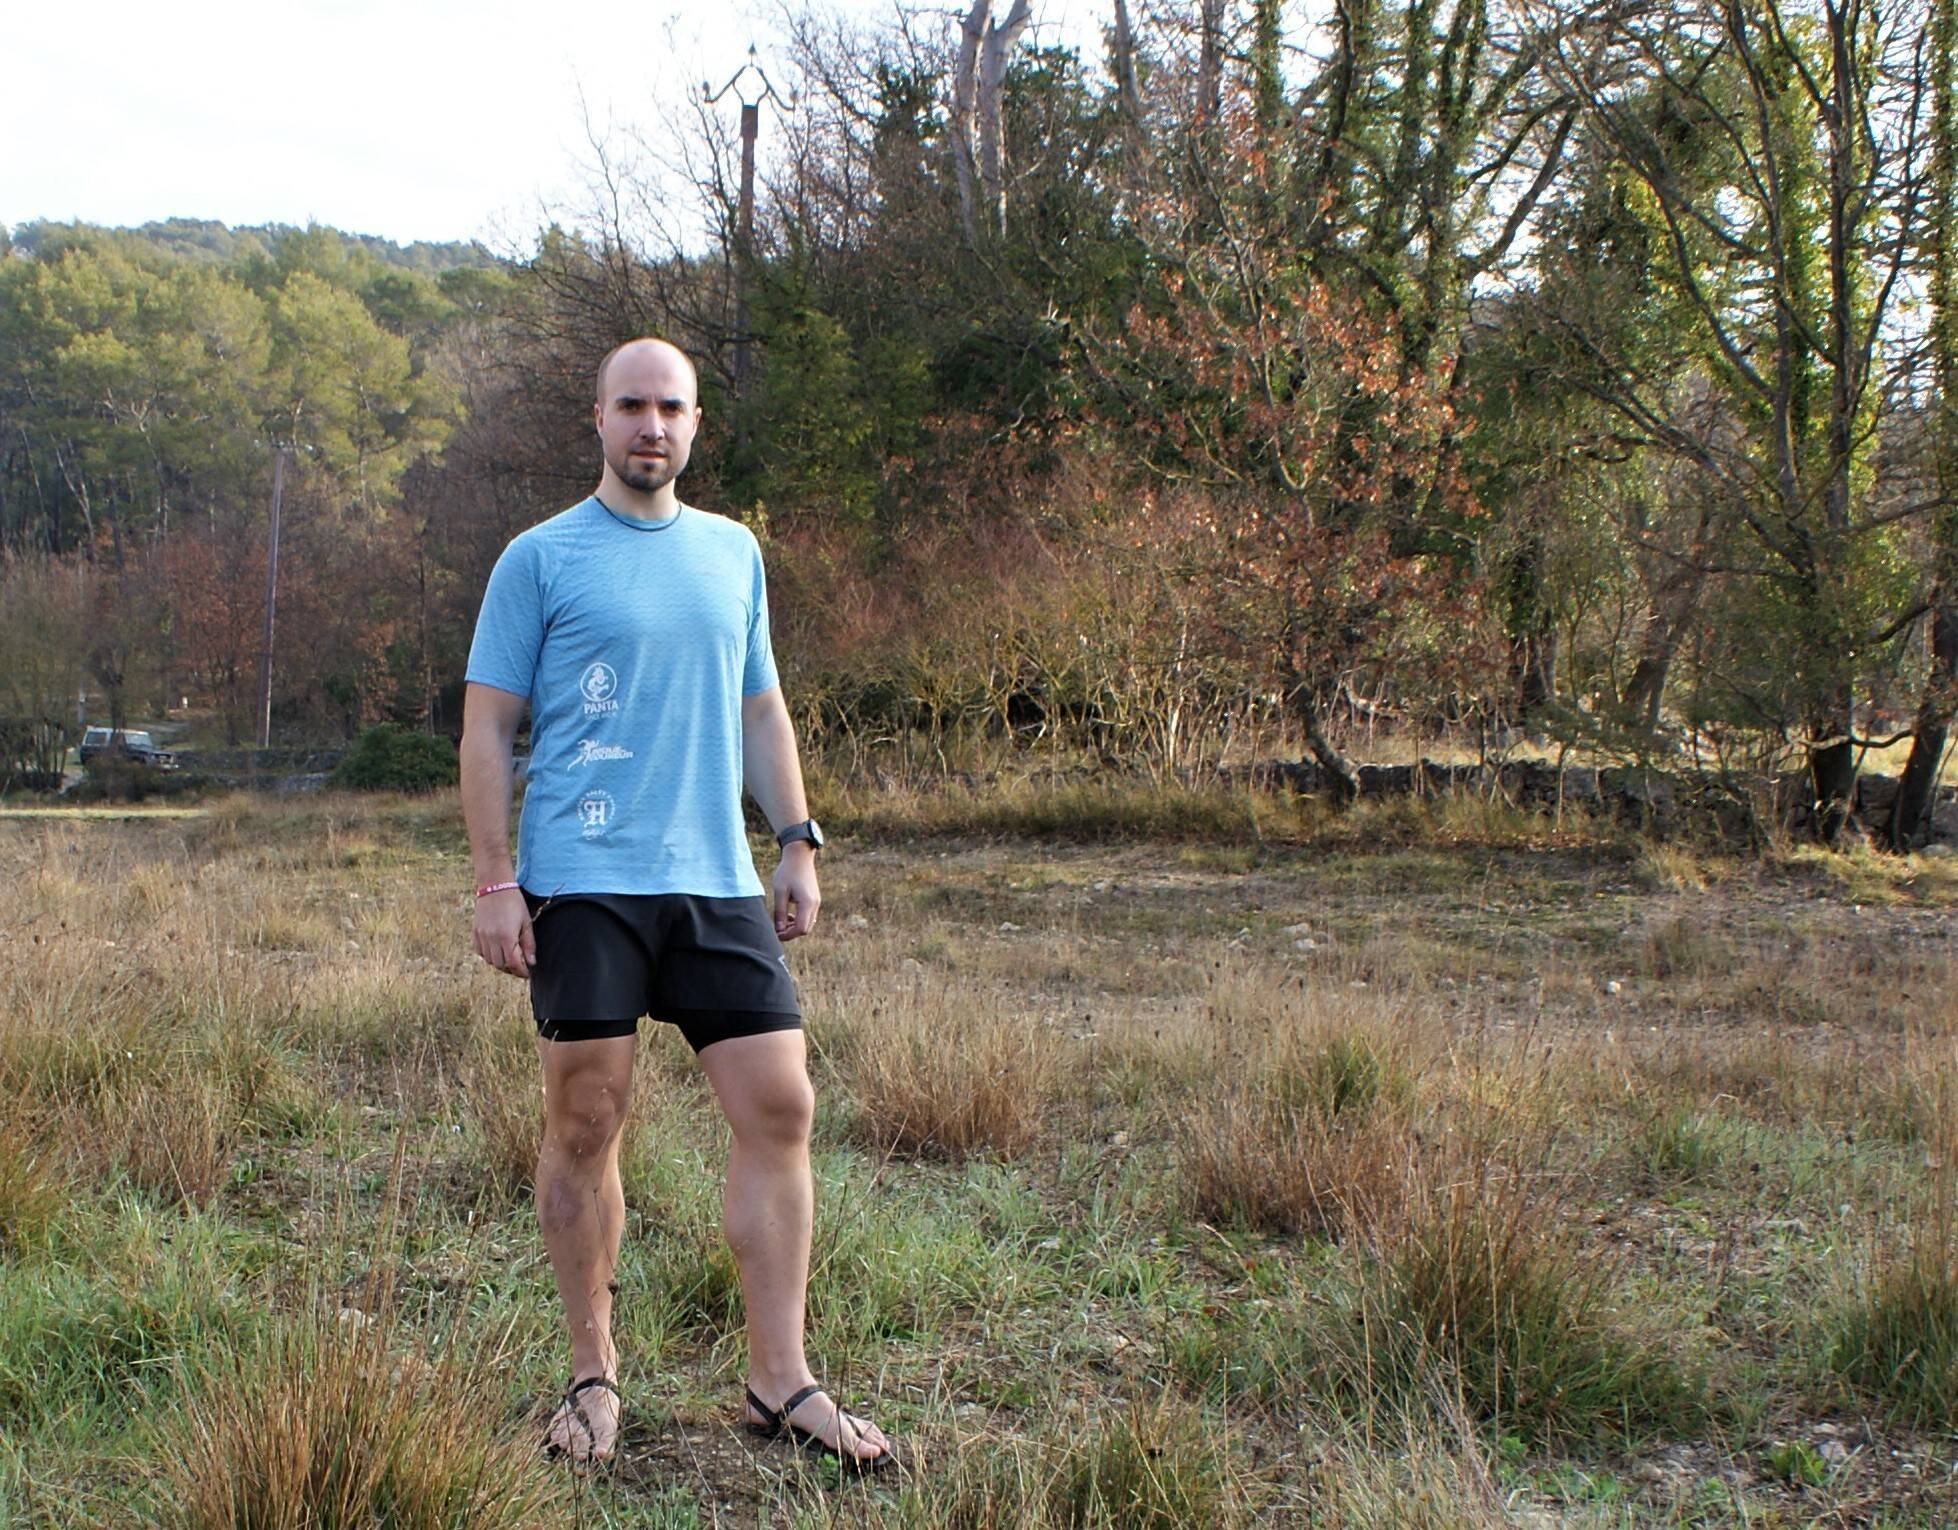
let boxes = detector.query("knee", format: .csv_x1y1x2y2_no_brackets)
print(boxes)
543,1080,628,1165
736,1074,815,1151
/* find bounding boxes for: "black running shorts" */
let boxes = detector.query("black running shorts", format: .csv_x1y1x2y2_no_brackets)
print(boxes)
523,891,802,1051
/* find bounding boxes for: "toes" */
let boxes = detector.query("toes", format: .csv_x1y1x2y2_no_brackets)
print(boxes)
842,1412,887,1459
544,1399,618,1462
775,1390,890,1461
545,1407,581,1455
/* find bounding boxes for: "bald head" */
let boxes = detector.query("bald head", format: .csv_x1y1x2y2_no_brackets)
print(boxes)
592,337,704,505
595,338,699,407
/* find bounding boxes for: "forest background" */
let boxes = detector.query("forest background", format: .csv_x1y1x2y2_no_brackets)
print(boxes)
5,0,1957,850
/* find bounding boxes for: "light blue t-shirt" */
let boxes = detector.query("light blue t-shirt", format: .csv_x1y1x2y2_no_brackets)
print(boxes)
465,497,780,897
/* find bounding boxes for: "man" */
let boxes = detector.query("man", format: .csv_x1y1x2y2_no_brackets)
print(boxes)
459,337,892,1468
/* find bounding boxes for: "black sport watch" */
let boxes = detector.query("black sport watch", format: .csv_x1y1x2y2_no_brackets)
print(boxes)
776,817,825,851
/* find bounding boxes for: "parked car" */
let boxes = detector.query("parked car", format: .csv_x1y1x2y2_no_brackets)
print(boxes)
78,727,177,769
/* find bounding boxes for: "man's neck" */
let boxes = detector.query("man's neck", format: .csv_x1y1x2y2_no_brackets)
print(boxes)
595,469,680,521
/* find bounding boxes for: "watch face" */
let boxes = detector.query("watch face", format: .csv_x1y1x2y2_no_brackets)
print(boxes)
807,818,825,848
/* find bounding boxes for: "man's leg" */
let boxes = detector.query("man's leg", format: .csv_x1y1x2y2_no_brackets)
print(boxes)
536,1032,636,1457
697,1029,890,1462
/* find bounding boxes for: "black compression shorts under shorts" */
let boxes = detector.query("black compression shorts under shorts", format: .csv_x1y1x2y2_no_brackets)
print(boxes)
523,890,803,1051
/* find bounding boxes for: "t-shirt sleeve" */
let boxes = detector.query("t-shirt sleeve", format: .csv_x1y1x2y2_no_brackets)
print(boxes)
742,540,781,696
465,537,546,699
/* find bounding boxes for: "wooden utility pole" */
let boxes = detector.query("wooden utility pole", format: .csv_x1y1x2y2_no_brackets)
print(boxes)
736,99,758,403
706,47,789,445
257,448,286,749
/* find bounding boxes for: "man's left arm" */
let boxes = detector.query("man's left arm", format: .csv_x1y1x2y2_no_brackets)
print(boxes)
742,685,819,940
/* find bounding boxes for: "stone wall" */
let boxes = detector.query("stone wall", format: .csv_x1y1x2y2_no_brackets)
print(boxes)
1211,759,1958,845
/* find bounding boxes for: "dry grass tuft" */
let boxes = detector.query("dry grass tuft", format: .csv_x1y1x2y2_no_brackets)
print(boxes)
1636,842,1712,892
0,1127,62,1257
460,1030,543,1207
1180,999,1418,1236
151,1294,559,1529
1043,1397,1243,1529
1627,1103,1746,1188
801,1397,1247,1529
1639,912,1734,979
1310,1412,1510,1529
1181,1097,1408,1237
1828,1117,1958,1427
101,1072,240,1206
844,987,1061,1161
1355,1146,1698,1443
1828,1220,1958,1429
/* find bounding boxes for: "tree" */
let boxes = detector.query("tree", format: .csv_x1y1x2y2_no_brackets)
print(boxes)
265,270,453,512
1535,0,1934,838
1890,0,1958,847
953,0,1037,245
0,553,88,785
161,524,267,743
1082,104,1494,795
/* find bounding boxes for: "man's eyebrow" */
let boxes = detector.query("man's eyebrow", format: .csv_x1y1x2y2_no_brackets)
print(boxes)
610,392,690,410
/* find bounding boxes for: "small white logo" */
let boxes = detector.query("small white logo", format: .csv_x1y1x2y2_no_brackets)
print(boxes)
576,789,616,838
580,662,620,715
570,738,635,770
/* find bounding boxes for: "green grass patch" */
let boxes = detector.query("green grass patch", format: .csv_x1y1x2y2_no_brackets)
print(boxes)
1826,1216,1958,1428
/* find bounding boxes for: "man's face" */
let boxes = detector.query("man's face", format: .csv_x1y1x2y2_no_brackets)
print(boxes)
594,346,702,493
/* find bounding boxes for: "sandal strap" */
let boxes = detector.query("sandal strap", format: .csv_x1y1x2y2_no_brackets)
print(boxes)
568,1374,620,1401
779,1382,827,1419
745,1386,781,1429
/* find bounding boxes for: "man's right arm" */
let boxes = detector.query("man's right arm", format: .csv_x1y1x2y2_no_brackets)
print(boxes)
461,682,534,978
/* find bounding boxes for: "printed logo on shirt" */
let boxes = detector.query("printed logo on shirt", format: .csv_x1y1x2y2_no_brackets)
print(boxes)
576,789,616,839
580,662,620,714
570,738,636,770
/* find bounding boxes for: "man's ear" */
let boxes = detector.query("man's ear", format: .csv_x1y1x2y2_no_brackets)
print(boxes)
593,402,605,434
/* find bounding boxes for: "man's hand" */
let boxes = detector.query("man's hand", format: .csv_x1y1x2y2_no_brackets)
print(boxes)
772,844,820,941
473,888,536,977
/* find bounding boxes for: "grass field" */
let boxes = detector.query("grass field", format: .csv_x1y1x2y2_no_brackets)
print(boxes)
1,789,1956,1526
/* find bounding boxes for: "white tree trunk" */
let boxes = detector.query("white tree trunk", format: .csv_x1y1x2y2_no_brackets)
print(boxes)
978,0,1033,237
952,0,989,248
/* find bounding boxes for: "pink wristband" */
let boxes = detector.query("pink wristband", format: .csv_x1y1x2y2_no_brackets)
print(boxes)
475,881,520,899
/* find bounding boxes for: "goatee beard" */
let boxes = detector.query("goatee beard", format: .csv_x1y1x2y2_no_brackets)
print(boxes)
617,455,678,493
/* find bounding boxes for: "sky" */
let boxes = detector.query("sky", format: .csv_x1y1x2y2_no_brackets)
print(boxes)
4,0,1094,253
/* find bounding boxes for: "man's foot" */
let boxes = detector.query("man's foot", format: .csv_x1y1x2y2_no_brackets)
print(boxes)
543,1375,622,1464
745,1381,894,1469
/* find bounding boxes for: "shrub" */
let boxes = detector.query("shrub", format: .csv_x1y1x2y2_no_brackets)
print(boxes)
69,762,211,802
329,724,458,793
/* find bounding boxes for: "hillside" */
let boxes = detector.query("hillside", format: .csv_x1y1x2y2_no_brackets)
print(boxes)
3,216,498,273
